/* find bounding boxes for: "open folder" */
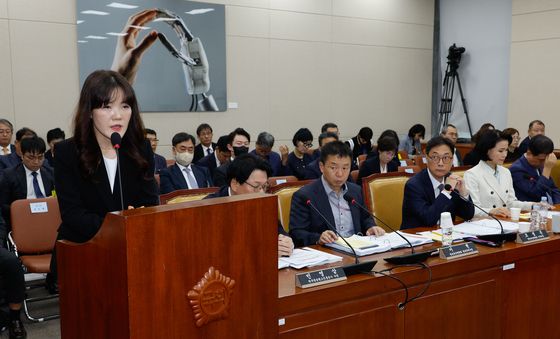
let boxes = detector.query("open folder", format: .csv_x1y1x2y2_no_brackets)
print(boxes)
325,232,433,257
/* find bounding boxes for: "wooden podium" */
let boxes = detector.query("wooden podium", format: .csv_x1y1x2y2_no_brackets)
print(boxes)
57,194,278,339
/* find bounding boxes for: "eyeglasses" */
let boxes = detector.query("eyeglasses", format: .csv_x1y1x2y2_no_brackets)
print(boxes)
147,138,159,143
0,129,12,135
302,142,313,148
23,154,44,162
244,181,269,192
428,155,452,164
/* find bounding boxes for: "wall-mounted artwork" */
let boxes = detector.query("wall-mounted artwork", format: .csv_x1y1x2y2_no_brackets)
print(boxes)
77,1,226,112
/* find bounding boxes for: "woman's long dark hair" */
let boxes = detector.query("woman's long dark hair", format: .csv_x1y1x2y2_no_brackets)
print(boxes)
73,70,148,178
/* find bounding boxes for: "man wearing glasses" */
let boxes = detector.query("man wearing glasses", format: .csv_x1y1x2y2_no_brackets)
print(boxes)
205,154,294,257
401,136,474,229
0,119,15,156
145,128,167,174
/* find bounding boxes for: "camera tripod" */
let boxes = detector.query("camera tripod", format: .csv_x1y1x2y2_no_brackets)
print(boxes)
437,62,473,138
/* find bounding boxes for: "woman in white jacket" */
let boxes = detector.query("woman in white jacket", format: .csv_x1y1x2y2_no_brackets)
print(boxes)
464,130,534,218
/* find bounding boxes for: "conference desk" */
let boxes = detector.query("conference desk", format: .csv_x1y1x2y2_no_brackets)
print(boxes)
278,227,560,339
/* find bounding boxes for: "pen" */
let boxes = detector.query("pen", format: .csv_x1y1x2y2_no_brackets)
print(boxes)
359,244,379,250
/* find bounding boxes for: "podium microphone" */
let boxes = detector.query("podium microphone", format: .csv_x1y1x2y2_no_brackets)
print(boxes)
444,184,514,244
305,199,376,276
343,194,432,265
111,132,125,211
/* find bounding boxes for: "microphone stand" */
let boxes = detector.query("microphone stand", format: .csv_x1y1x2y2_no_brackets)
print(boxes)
111,132,125,211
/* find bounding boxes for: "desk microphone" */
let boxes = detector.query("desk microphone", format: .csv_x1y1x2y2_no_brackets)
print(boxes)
343,194,432,265
111,132,125,211
444,184,515,244
305,199,376,276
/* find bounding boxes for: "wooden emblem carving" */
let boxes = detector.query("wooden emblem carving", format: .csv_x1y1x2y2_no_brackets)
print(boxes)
187,267,236,327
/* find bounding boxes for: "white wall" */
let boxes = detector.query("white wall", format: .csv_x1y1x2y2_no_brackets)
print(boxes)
509,0,560,145
439,0,512,138
0,0,434,158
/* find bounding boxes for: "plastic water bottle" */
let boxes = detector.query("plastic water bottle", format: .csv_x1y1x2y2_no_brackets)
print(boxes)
539,196,549,230
440,212,453,247
531,204,542,231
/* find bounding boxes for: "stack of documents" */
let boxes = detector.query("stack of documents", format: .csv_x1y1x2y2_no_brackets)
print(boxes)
418,219,520,242
324,232,432,257
278,247,343,270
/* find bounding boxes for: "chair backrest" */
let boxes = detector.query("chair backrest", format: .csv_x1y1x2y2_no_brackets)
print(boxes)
502,162,513,169
362,172,414,231
10,197,61,254
269,180,313,232
551,160,560,187
357,154,367,168
159,187,219,205
350,170,359,183
398,165,421,174
266,176,298,190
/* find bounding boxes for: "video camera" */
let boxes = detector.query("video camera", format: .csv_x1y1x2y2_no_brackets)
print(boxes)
447,43,466,67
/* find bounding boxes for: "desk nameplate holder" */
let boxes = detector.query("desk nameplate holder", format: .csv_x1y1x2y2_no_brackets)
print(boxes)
439,242,478,260
295,267,347,289
516,230,549,244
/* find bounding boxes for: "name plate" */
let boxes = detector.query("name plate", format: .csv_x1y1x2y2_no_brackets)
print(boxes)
516,230,549,244
29,202,48,214
439,242,478,260
295,267,347,289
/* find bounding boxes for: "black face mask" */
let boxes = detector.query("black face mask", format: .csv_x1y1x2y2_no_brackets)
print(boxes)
233,146,249,157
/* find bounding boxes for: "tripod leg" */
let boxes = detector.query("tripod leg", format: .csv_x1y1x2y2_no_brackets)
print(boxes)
454,74,474,138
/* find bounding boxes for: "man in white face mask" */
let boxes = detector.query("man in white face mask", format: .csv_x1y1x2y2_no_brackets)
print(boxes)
159,132,213,194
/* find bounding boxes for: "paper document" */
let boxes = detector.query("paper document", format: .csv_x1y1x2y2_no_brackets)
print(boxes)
417,230,466,242
324,232,432,256
377,231,433,249
453,219,519,235
278,247,342,270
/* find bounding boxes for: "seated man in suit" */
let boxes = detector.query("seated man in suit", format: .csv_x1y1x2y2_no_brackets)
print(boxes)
145,128,167,174
441,124,462,167
159,132,213,194
357,136,400,184
193,123,217,163
510,135,560,204
213,128,251,187
0,127,37,171
401,136,474,229
44,127,65,168
0,136,54,241
304,132,339,180
289,141,385,247
518,119,545,154
0,119,15,156
196,135,231,178
250,132,284,176
205,154,294,257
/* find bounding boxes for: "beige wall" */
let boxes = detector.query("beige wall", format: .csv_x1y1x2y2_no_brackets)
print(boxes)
0,0,434,158
509,0,560,145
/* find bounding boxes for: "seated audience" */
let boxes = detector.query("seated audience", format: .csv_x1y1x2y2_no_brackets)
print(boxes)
193,123,217,163
313,123,339,159
44,127,65,168
0,119,15,156
367,129,400,159
289,141,385,247
205,154,294,257
464,130,534,218
304,132,339,180
213,128,250,187
0,127,37,171
401,136,474,229
463,122,495,166
0,136,54,239
518,119,545,154
250,132,283,176
440,124,462,166
358,136,400,184
145,128,167,174
345,127,373,164
281,128,314,180
159,132,212,194
510,135,560,204
196,135,231,178
399,124,425,156
502,127,522,163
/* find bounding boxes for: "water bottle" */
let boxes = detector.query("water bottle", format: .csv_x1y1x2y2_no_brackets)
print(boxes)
530,204,542,231
440,212,453,247
539,196,549,230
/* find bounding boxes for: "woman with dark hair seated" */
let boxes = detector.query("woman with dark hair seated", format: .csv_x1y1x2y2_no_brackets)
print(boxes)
357,136,400,184
462,122,495,166
464,130,534,218
502,127,522,163
282,128,314,180
399,123,425,156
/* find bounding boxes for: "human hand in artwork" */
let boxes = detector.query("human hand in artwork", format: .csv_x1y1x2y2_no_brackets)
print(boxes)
111,8,159,84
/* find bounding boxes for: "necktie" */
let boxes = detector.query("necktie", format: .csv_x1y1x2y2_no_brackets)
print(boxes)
32,172,45,198
207,148,213,155
437,183,444,197
184,167,199,189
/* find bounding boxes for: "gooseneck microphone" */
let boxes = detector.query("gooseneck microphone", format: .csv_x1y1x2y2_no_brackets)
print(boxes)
343,194,432,265
110,132,125,211
444,184,514,244
305,199,377,276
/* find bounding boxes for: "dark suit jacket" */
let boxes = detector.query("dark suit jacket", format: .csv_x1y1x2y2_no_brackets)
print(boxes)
55,138,159,243
0,152,21,170
213,162,230,188
518,136,530,154
159,163,213,194
0,163,54,232
401,169,474,229
249,150,284,177
154,153,167,174
510,156,560,204
357,156,399,184
196,153,220,177
345,136,372,164
193,142,217,163
289,179,374,246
